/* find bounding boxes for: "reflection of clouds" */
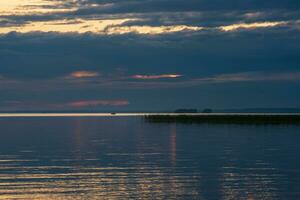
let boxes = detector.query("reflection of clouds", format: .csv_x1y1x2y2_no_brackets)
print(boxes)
71,118,87,160
170,124,177,167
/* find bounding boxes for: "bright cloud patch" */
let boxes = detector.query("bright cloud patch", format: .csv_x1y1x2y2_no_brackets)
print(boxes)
68,71,100,79
220,21,286,31
0,0,295,36
0,19,135,34
0,0,76,15
106,25,203,35
131,74,182,80
0,18,204,35
0,20,288,35
68,100,129,107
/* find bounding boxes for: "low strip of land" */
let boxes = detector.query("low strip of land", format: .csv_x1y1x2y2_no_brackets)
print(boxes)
144,114,300,125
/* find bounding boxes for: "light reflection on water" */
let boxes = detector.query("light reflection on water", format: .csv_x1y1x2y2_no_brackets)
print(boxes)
0,117,299,199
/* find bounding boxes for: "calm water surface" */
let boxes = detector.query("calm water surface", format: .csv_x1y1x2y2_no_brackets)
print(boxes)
0,116,299,199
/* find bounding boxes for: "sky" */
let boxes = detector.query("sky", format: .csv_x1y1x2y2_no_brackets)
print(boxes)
0,0,299,111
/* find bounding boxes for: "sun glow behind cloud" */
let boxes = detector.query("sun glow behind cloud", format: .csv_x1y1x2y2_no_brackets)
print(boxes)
0,1,288,36
0,0,204,35
0,19,287,35
0,18,203,35
0,18,136,34
0,0,294,36
0,0,77,15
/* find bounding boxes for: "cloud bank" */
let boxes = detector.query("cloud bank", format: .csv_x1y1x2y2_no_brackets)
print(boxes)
0,0,299,110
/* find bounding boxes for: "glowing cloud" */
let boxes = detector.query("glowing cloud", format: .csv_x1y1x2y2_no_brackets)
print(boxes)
0,0,77,16
69,100,129,107
0,1,203,35
0,19,135,34
220,21,286,31
0,18,203,35
69,71,100,79
131,74,182,80
0,1,292,36
0,19,287,35
105,25,203,35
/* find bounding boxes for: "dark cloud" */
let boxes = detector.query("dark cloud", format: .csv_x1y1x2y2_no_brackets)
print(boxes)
1,0,299,28
1,24,299,79
77,0,300,13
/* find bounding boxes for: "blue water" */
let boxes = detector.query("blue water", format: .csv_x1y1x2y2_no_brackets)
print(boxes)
0,116,299,199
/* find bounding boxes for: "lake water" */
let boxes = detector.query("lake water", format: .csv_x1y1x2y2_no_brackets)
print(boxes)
0,116,299,199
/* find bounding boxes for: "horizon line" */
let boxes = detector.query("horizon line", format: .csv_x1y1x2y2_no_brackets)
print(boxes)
0,113,300,118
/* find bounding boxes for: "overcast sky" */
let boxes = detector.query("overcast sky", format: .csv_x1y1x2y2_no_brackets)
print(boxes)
0,0,299,111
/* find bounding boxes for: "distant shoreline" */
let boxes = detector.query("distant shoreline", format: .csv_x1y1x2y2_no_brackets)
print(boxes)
144,114,300,125
0,113,300,124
